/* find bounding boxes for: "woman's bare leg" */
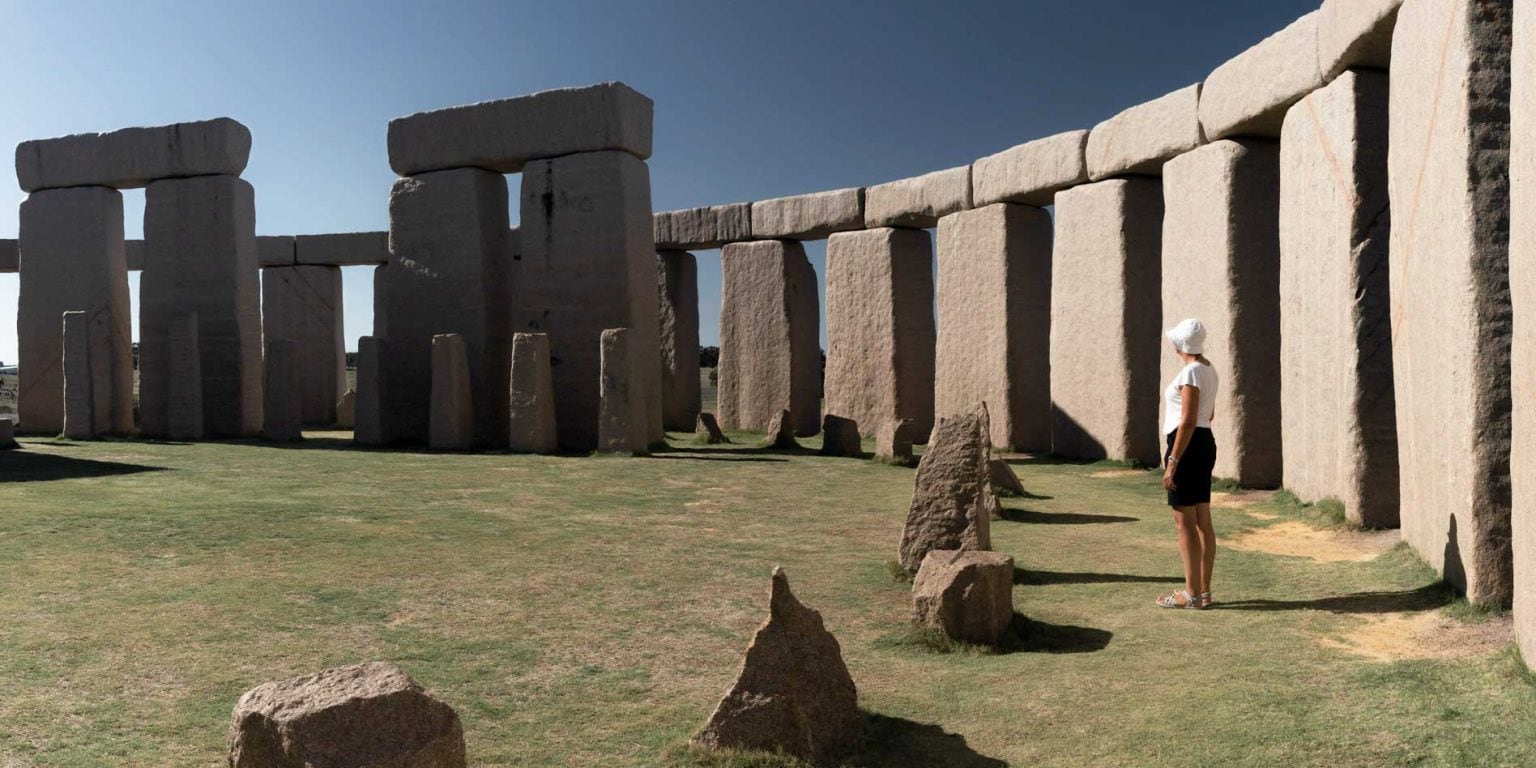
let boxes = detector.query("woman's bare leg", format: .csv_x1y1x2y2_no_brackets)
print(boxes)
1195,503,1215,596
1171,506,1202,601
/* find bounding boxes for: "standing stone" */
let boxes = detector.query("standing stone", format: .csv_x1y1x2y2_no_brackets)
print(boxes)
875,419,917,466
0,418,16,449
61,311,94,439
1513,0,1536,669
1390,0,1512,607
935,204,1052,450
658,251,701,431
261,265,345,425
1280,70,1398,527
428,334,474,452
1161,140,1282,488
764,409,799,450
354,335,385,446
228,661,466,768
825,228,935,442
378,167,512,448
518,151,662,451
140,175,260,438
988,459,1026,498
17,186,131,435
693,568,861,763
1050,179,1163,466
166,313,204,441
598,328,647,454
911,550,1015,646
336,390,357,430
263,340,303,441
899,404,997,573
820,414,862,458
509,332,559,453
717,241,820,436
696,412,729,445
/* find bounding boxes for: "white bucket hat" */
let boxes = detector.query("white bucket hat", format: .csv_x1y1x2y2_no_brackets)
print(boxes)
1167,318,1207,355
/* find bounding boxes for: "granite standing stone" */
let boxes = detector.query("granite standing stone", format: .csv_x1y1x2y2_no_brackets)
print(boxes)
696,412,729,445
0,419,16,449
336,389,357,430
261,265,345,425
988,458,1026,498
166,313,204,441
764,409,800,450
717,240,821,436
875,419,917,465
428,334,474,452
820,414,863,458
911,550,1015,646
1513,0,1536,670
899,404,997,573
61,311,95,439
658,251,702,431
263,340,303,442
354,335,385,446
508,332,559,453
598,327,648,454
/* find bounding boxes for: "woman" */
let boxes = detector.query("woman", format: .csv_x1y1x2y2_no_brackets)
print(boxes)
1157,318,1219,610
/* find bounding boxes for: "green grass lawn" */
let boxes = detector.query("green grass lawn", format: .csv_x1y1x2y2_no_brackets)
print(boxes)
2,432,1534,767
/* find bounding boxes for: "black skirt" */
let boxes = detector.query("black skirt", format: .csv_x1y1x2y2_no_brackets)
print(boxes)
1165,428,1216,507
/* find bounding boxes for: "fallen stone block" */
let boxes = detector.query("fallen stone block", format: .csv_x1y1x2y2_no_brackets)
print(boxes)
971,130,1090,207
693,568,861,763
1087,84,1205,180
863,166,972,229
429,334,474,452
388,82,653,176
658,251,702,431
598,327,648,454
295,231,390,267
912,549,1015,646
263,340,303,442
16,117,252,192
751,188,864,240
763,409,799,450
509,332,559,453
988,458,1025,499
696,412,729,444
899,403,997,573
336,389,357,430
820,414,862,458
1199,11,1326,140
228,661,465,768
654,203,752,250
875,419,917,465
1318,0,1403,80
717,240,821,436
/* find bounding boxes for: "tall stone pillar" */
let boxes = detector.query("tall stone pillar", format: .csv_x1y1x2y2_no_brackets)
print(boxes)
1390,0,1512,607
518,151,660,451
140,175,261,439
262,265,345,425
61,310,110,440
17,186,131,435
658,250,701,432
1050,178,1163,465
718,240,820,436
354,334,385,446
1161,139,1282,488
935,204,1051,450
826,227,936,441
1279,69,1398,527
263,339,302,441
1513,0,1536,671
377,167,512,448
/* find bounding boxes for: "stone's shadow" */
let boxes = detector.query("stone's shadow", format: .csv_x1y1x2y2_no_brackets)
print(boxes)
1209,583,1456,615
998,508,1136,525
1043,405,1110,464
1444,514,1467,598
851,712,1009,767
0,451,166,482
648,454,789,464
1003,614,1113,655
1015,567,1183,586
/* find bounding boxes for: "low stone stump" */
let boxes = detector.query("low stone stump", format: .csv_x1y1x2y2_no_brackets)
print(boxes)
875,419,917,466
509,332,558,454
696,412,729,444
912,550,1015,647
989,459,1026,498
693,567,861,763
428,334,473,452
336,389,356,430
820,415,862,458
228,661,466,768
763,409,799,450
898,404,997,573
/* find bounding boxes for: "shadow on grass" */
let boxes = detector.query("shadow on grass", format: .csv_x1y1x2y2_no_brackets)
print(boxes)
998,508,1136,525
650,454,790,464
669,710,1007,767
1210,583,1456,615
1014,567,1182,586
882,614,1112,656
0,450,166,482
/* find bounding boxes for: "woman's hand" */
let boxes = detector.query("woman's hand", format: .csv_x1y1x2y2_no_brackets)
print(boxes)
1162,464,1177,492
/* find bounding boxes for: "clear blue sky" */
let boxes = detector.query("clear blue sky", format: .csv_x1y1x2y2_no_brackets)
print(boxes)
0,0,1318,364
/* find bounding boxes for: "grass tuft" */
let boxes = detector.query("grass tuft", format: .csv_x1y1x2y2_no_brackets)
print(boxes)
885,560,913,583
1270,488,1354,528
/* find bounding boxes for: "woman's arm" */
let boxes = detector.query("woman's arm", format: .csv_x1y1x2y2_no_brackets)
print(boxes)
1163,385,1201,491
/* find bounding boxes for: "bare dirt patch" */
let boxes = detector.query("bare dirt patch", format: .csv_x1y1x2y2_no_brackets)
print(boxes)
1225,521,1398,563
1211,491,1269,509
1090,469,1146,479
1318,611,1512,662
1246,512,1279,521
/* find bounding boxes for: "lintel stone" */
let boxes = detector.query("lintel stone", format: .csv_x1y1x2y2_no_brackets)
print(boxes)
863,166,973,229
971,130,1090,207
295,231,390,267
1318,0,1403,80
16,117,251,192
751,188,864,240
1199,11,1327,140
1087,84,1205,180
654,204,752,250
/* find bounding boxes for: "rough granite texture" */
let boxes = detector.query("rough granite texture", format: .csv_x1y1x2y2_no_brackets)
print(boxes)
1087,84,1205,180
598,327,648,454
658,251,702,431
718,241,821,436
875,419,918,465
1199,11,1326,140
165,313,204,441
16,117,251,192
1514,0,1536,669
1318,0,1404,80
899,404,997,573
1389,0,1512,607
863,166,973,229
971,130,1091,208
751,188,864,240
508,333,559,453
1050,179,1163,466
1161,139,1283,488
825,228,935,441
262,340,303,442
261,265,345,425
654,204,752,250
61,310,111,440
1279,70,1399,527
911,550,1015,646
935,204,1052,451
428,333,474,452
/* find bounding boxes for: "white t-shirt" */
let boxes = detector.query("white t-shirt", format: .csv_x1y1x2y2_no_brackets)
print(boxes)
1163,361,1219,435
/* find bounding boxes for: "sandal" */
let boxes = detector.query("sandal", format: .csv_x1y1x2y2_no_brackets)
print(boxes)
1156,590,1199,609
1198,591,1212,609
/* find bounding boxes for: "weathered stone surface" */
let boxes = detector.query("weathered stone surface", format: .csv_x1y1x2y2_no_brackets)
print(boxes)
1051,179,1163,465
0,418,15,449
1200,11,1326,140
1279,70,1398,527
899,404,997,573
1161,140,1282,488
751,188,864,240
875,419,917,465
388,82,653,176
296,231,390,266
972,130,1091,208
336,390,357,430
1390,0,1512,607
935,204,1051,451
518,151,662,451
139,175,261,439
509,333,559,453
17,186,131,436
912,550,1015,646
354,335,385,446
1087,84,1205,180
228,661,465,768
262,265,345,425
820,414,862,458
166,313,205,441
1318,0,1403,80
0,239,16,272
654,204,752,250
864,166,972,229
1515,0,1536,671
16,117,251,192
263,340,303,442
697,412,729,445
764,409,799,450
825,228,935,442
693,568,861,763
718,240,821,436
599,328,648,454
256,236,296,268
428,334,474,451
378,168,512,447
658,251,702,431
988,458,1025,498
61,311,107,440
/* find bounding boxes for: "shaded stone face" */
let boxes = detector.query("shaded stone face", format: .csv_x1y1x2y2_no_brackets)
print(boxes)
61,310,105,440
262,340,303,442
598,327,648,454
911,549,1015,646
1050,179,1163,466
261,265,345,426
1279,70,1398,527
16,117,251,192
165,313,204,441
696,412,729,445
1389,0,1512,607
1087,84,1204,180
657,251,702,431
971,130,1090,208
819,414,863,458
693,568,861,763
875,419,917,465
295,231,390,267
1198,11,1325,141
899,404,997,573
1317,0,1403,80
717,241,821,437
0,419,15,449
508,333,558,454
763,409,800,450
354,335,385,446
336,390,357,430
428,334,474,452
935,204,1052,451
988,458,1025,499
